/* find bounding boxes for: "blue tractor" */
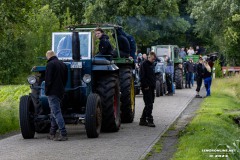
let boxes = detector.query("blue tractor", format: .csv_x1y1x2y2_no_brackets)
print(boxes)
19,24,135,139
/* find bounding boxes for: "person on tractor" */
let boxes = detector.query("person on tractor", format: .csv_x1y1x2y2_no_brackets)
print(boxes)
112,28,130,58
179,47,187,61
117,28,137,62
139,51,157,127
45,50,68,141
94,27,113,56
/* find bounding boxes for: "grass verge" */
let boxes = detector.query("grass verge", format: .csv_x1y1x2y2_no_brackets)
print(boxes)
173,75,240,160
0,85,30,135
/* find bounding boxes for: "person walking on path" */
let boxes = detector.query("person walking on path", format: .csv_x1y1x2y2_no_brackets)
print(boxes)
45,50,68,141
139,51,156,127
203,60,212,97
195,57,204,98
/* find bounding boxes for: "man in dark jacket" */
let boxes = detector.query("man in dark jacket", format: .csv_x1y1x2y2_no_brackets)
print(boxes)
45,50,68,141
94,27,113,55
165,56,174,96
139,51,156,127
118,28,137,61
112,29,130,58
185,58,194,88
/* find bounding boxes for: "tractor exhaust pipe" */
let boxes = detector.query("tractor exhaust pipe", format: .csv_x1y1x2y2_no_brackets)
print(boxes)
72,32,81,61
72,32,81,106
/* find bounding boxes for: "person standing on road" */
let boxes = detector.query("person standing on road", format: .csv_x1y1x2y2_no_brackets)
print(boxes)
203,60,212,97
94,27,113,56
185,58,194,89
195,57,204,98
165,55,174,96
45,50,68,141
139,51,156,127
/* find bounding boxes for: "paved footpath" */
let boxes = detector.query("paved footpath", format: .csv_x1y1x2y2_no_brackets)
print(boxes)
0,88,195,160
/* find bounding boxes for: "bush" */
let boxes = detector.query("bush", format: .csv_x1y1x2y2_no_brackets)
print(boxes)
0,85,30,135
214,59,223,78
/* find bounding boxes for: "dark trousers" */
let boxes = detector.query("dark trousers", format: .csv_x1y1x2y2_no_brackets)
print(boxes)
141,87,155,119
166,73,173,93
196,77,202,92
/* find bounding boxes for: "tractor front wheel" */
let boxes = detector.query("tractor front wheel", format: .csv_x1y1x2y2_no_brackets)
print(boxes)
85,93,102,138
19,95,35,139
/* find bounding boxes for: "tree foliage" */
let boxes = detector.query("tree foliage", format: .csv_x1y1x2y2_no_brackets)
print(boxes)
0,1,60,84
189,0,240,65
83,0,190,46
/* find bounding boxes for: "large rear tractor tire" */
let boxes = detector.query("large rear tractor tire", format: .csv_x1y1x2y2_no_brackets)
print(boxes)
85,93,102,138
96,75,121,132
120,68,135,123
175,69,183,89
19,95,35,139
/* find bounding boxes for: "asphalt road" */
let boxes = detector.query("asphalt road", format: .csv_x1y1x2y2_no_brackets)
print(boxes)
0,88,195,160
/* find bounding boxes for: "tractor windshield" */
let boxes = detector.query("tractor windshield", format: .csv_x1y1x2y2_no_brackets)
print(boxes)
52,32,91,60
156,48,170,57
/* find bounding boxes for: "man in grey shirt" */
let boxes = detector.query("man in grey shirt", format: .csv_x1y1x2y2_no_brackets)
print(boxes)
179,47,186,60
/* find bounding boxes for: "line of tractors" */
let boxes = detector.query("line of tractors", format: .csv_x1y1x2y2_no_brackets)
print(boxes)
19,24,199,139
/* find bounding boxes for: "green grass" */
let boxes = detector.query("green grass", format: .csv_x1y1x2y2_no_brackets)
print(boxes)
0,85,30,135
172,75,240,160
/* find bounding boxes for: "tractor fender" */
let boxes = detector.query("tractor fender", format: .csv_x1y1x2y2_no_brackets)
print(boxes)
92,64,119,71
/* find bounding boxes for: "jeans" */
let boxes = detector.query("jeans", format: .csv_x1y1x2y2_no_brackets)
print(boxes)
204,77,212,96
191,73,195,86
47,95,67,136
185,72,193,88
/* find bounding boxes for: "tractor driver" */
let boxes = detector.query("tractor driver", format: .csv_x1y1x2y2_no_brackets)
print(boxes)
94,27,113,56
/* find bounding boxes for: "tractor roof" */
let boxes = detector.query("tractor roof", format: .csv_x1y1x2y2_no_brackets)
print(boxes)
66,23,123,31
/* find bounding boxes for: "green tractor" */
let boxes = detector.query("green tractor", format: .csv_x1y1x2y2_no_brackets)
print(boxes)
151,45,184,91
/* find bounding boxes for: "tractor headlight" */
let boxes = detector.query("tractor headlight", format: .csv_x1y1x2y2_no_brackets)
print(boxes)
27,76,37,85
83,74,91,83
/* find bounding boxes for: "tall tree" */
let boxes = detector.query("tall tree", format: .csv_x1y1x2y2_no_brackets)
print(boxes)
41,0,85,27
24,5,60,64
0,0,35,84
